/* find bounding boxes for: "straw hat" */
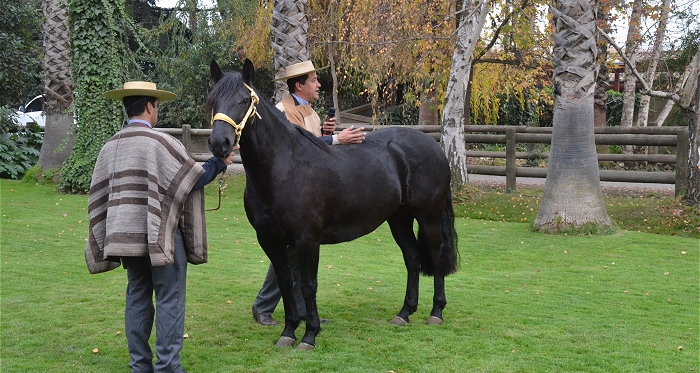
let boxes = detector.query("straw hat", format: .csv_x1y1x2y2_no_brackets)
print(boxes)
273,61,328,81
104,81,177,101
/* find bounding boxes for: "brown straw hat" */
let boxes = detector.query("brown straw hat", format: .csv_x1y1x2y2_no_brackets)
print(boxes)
104,81,177,101
273,60,329,81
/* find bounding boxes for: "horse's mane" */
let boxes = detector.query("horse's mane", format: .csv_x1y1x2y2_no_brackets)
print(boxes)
207,71,331,154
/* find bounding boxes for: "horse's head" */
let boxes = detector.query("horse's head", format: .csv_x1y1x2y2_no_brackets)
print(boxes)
207,59,258,158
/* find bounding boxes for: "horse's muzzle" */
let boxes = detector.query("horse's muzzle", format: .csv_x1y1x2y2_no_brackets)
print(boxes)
208,136,232,159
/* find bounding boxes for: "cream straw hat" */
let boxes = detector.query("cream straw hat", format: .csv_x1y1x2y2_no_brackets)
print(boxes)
104,81,177,101
273,61,328,81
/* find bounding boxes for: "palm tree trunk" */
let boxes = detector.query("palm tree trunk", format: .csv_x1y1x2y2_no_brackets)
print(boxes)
270,0,310,103
39,0,75,170
534,0,611,231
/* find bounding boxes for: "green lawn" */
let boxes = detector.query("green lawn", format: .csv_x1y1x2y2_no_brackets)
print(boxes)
1,177,698,372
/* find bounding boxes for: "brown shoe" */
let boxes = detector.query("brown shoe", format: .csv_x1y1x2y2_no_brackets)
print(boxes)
252,306,278,326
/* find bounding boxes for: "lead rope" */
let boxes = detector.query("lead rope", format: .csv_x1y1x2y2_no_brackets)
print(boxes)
206,172,227,211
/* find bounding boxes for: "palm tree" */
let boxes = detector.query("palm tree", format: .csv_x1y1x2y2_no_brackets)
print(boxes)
533,0,611,232
38,0,75,170
270,0,310,103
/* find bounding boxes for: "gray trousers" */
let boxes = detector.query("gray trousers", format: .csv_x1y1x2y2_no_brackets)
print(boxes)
123,229,188,373
253,262,306,318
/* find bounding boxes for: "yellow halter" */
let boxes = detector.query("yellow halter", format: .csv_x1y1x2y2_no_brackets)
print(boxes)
211,83,261,146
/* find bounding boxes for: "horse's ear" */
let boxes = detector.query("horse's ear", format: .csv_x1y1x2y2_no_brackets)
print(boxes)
242,59,255,86
211,60,223,83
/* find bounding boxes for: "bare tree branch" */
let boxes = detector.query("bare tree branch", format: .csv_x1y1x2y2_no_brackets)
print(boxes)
598,27,681,102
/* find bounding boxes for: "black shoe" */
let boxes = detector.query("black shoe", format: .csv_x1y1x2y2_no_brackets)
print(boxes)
252,306,278,326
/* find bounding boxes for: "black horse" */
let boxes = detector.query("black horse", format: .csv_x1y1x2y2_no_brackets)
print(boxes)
207,59,459,350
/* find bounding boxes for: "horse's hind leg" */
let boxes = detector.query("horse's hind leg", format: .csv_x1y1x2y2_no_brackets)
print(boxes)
387,213,421,325
418,218,448,325
427,275,446,324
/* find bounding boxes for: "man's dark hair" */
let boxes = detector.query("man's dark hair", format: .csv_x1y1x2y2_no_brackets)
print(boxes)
123,96,157,118
286,74,309,95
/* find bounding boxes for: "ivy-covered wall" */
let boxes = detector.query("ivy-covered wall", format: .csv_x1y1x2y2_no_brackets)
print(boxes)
60,0,139,193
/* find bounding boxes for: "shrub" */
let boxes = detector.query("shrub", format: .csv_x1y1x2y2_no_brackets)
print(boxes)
377,103,419,126
0,107,43,180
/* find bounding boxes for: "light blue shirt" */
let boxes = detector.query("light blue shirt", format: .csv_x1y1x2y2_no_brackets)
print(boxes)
128,119,152,128
291,93,309,106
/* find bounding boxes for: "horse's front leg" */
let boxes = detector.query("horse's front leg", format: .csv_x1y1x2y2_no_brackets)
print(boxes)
260,240,301,347
295,240,321,350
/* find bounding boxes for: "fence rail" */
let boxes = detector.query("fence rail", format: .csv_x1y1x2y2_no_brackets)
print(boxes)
156,124,690,196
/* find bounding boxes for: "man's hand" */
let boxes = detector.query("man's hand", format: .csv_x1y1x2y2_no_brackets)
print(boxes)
322,116,337,135
337,125,365,144
220,144,238,166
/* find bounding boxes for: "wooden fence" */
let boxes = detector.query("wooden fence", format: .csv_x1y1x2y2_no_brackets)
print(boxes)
156,124,690,196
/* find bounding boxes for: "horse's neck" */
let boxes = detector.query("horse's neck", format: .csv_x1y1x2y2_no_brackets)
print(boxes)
240,102,298,175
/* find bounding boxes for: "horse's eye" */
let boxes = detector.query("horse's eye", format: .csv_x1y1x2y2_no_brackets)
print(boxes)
241,98,250,105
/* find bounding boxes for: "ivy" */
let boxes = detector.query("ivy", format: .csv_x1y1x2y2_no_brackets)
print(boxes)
60,0,142,193
0,0,43,107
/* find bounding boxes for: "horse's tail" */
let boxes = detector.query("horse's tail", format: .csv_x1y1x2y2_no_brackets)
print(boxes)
420,191,460,276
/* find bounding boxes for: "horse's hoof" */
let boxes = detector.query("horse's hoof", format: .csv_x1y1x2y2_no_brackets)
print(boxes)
389,316,409,326
426,316,443,325
296,342,315,350
275,336,296,347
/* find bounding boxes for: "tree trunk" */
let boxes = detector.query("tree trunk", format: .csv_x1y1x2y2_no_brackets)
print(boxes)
441,0,490,186
270,0,310,103
594,1,611,158
418,89,438,126
39,0,75,170
637,0,671,127
534,0,611,232
683,52,700,206
619,0,643,154
326,0,340,120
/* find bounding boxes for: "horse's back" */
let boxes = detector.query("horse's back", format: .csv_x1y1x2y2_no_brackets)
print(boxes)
362,126,450,205
366,126,449,179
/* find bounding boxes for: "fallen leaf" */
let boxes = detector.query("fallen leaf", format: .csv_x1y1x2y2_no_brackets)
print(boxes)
183,334,189,339
677,346,683,350
92,348,99,353
116,331,121,335
226,300,232,304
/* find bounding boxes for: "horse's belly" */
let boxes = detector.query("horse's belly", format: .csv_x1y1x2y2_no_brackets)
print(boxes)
320,207,395,244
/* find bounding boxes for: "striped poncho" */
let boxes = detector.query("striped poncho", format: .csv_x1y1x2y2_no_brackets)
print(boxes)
85,126,207,274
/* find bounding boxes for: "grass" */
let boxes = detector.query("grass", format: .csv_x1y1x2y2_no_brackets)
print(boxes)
453,184,700,238
1,176,698,372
